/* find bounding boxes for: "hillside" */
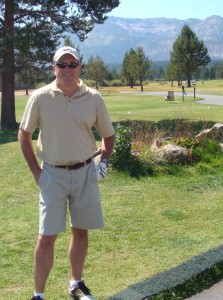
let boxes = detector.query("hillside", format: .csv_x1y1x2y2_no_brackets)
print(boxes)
69,15,223,63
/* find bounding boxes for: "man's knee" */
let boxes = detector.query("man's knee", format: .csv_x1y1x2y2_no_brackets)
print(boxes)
71,228,88,240
37,234,57,249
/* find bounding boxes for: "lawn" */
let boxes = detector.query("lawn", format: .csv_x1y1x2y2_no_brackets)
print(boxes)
13,82,223,125
1,81,223,299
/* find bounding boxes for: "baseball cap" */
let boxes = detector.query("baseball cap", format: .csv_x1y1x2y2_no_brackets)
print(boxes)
53,46,80,62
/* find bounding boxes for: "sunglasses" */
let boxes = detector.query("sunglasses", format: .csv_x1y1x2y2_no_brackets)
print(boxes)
55,61,79,69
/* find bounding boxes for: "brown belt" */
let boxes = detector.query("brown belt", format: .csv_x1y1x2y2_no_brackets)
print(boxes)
53,157,92,170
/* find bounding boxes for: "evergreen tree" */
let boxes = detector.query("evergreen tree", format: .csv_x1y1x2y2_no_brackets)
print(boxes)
121,47,151,90
121,48,137,88
85,55,108,90
135,46,151,92
165,60,183,86
170,25,211,87
0,0,119,129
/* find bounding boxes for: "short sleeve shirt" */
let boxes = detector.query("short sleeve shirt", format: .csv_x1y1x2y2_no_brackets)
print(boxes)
19,80,115,165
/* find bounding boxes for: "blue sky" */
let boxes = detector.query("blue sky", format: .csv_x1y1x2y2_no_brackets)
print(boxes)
107,0,222,20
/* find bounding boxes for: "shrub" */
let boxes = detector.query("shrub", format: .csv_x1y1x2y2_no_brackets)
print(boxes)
83,79,95,87
174,137,199,149
111,123,154,178
192,139,222,163
111,122,223,178
111,123,132,172
99,80,110,87
110,79,124,86
35,82,47,88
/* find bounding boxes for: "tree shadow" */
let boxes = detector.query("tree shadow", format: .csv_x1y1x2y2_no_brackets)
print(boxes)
0,126,39,145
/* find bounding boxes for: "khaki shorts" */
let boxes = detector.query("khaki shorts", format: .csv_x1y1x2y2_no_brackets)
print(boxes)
38,162,104,235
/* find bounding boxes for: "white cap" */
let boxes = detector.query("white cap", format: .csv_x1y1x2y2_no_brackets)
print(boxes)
53,46,80,62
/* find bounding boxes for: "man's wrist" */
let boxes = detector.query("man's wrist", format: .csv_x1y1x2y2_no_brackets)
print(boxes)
100,158,110,166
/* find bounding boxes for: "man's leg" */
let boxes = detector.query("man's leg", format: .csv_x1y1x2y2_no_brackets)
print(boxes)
69,228,88,280
34,234,57,293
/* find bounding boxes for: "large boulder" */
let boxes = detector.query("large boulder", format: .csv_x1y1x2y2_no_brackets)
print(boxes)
196,123,223,142
162,144,189,163
151,138,189,164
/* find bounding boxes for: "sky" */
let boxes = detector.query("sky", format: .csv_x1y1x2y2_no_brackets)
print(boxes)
107,0,223,20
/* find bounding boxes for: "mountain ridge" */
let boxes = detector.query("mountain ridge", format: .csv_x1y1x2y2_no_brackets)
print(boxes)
70,15,223,63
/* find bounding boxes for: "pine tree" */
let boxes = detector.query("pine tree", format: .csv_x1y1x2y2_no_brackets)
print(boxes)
169,25,211,87
121,48,137,88
135,46,151,92
85,56,108,90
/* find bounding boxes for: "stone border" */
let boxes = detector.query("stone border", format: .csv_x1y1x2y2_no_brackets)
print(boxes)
108,244,223,300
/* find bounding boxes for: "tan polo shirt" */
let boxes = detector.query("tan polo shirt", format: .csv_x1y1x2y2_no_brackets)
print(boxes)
20,80,115,165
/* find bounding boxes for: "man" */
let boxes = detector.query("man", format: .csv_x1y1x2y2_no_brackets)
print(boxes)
18,46,115,300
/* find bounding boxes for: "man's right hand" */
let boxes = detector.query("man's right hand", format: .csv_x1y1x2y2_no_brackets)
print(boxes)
34,168,42,186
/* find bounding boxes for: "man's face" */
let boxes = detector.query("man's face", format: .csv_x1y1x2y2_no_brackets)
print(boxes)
53,54,81,88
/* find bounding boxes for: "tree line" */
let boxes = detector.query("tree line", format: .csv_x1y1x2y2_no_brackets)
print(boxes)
68,25,222,89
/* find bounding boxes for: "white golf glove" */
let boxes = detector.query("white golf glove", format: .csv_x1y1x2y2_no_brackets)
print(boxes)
95,161,108,180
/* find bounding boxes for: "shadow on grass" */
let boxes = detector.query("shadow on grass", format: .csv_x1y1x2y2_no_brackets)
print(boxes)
0,125,39,145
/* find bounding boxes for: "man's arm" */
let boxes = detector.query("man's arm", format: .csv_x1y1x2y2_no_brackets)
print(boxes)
18,128,41,185
101,134,115,161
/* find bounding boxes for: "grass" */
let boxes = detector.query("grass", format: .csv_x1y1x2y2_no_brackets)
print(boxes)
1,143,223,299
12,88,223,136
1,81,223,299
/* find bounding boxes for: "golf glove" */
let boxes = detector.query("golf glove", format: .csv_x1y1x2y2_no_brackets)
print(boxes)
95,161,107,180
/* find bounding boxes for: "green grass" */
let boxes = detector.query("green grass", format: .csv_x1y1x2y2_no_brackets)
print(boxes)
14,83,223,124
1,142,223,299
14,95,29,122
2,82,223,299
103,93,223,124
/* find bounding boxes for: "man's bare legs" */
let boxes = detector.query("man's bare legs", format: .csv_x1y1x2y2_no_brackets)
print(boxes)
34,234,57,293
33,228,88,294
69,228,88,280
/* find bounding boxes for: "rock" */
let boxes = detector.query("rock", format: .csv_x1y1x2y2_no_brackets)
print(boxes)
150,123,223,164
150,137,171,152
151,138,189,163
162,144,189,163
196,123,223,142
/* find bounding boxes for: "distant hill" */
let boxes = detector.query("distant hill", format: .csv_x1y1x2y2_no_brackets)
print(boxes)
69,15,223,64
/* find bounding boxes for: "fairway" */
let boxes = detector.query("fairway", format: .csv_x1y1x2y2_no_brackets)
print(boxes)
15,81,223,125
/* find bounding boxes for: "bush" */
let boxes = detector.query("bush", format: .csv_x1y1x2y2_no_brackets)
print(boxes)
110,79,124,86
111,123,132,172
101,80,110,87
35,82,47,89
111,123,154,178
111,122,223,178
174,137,199,149
192,139,222,163
83,79,95,87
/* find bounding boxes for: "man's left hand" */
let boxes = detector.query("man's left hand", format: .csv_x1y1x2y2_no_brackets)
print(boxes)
95,161,107,180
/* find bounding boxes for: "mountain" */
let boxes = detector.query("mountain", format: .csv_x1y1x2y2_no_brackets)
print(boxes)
69,15,223,64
